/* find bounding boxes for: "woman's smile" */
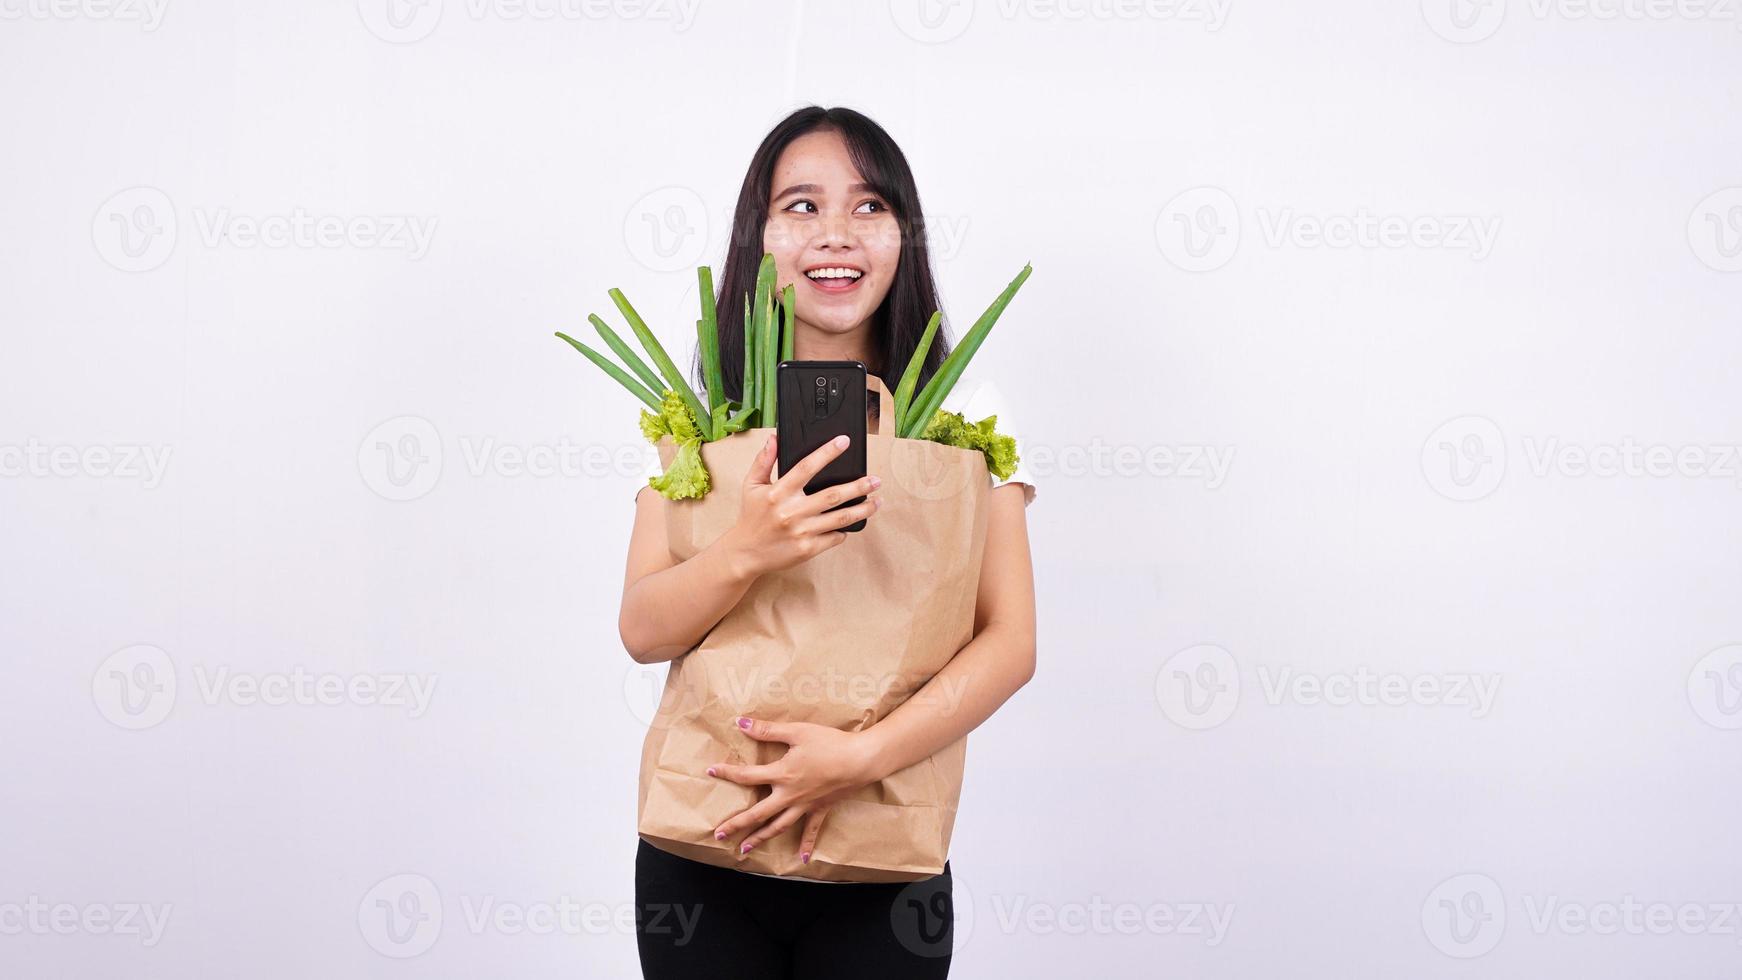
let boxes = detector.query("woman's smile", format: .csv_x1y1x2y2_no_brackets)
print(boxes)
801,263,867,295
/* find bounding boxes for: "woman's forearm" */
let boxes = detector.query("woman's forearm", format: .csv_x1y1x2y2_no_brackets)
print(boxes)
619,529,758,664
858,622,1036,781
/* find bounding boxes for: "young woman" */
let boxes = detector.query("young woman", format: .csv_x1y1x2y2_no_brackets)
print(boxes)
622,106,1037,979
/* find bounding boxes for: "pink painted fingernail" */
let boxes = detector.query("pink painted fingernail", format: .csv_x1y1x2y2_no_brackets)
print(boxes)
715,830,726,840
869,476,882,489
741,842,754,854
801,851,811,864
706,766,717,777
737,716,752,730
833,435,849,448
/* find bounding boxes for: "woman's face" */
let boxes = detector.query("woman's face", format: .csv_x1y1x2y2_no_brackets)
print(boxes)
762,129,901,341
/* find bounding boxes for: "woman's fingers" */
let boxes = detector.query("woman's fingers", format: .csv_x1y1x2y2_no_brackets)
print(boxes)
706,760,779,787
738,804,808,857
800,496,880,535
712,792,787,849
790,473,882,517
774,434,849,495
743,433,778,487
798,807,830,865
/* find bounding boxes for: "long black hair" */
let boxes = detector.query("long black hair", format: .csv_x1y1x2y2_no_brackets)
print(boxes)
699,106,951,405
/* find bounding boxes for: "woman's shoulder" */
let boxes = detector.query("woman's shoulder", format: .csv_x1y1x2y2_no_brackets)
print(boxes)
937,376,1037,506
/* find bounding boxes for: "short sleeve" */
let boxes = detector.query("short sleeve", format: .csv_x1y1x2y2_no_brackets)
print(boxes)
938,377,1037,506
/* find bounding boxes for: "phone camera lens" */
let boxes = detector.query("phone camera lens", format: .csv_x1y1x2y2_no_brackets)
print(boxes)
814,377,827,387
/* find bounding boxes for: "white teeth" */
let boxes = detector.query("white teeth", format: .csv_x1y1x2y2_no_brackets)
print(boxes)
805,267,863,281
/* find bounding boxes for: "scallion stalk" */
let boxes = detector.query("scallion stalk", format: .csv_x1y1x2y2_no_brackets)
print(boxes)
609,287,710,430
893,310,942,435
554,332,664,412
901,263,1032,438
589,314,665,396
697,267,724,440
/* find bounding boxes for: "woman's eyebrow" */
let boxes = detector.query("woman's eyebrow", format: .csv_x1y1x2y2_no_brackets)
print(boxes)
772,182,879,200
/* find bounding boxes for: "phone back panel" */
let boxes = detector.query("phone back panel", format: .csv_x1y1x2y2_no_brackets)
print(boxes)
777,361,868,529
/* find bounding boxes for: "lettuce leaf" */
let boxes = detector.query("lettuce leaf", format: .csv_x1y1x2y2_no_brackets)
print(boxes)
642,390,711,499
648,437,710,500
917,409,1020,481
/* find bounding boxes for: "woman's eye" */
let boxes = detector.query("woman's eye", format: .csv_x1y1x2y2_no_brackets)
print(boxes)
855,200,887,214
784,200,817,214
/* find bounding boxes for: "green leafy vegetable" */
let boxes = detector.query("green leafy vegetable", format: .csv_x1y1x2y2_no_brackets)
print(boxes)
917,409,1020,481
648,438,710,500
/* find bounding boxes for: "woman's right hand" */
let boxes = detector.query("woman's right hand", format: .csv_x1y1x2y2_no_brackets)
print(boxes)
718,433,881,579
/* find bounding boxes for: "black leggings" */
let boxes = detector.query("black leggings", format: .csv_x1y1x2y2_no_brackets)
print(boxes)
634,838,954,979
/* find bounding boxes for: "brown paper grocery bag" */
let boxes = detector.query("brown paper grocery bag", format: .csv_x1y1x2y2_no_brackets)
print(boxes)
637,376,991,882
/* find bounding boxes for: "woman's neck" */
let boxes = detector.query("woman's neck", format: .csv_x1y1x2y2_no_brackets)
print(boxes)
793,319,874,370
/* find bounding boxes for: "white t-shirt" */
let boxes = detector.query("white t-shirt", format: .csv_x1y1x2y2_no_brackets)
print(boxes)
636,377,1038,505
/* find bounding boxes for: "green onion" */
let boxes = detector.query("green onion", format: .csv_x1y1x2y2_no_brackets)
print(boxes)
741,294,756,424
901,263,1032,438
589,313,665,396
609,287,710,430
554,331,663,412
697,267,724,440
780,284,796,363
893,310,942,435
749,255,777,425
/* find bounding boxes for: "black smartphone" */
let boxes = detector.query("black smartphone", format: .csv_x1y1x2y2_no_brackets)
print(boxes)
777,360,868,532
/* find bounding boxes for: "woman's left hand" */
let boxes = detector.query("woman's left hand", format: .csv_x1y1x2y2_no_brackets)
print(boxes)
707,716,882,863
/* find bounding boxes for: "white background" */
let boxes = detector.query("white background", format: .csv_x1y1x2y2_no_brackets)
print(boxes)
3,0,1741,976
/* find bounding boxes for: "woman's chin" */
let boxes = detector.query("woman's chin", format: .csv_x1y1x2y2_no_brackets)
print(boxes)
805,313,874,337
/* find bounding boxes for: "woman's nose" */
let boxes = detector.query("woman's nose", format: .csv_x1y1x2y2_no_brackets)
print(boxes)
817,211,852,248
